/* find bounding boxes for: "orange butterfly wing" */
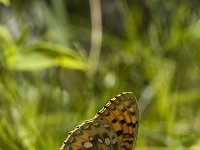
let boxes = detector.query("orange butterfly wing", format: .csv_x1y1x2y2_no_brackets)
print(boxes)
60,92,139,150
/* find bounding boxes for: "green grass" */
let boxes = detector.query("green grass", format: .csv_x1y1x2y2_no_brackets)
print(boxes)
0,0,200,149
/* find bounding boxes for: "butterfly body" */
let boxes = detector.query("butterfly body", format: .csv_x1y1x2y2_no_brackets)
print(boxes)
60,92,139,150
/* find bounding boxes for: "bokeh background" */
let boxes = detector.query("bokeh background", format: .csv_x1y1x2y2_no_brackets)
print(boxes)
0,0,200,149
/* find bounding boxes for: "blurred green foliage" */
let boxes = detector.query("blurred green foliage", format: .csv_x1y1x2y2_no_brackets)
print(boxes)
0,0,200,149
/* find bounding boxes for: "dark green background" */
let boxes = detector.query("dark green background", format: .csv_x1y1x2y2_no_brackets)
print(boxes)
0,0,200,149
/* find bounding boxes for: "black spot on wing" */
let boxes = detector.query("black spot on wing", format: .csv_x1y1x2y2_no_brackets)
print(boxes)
116,130,123,136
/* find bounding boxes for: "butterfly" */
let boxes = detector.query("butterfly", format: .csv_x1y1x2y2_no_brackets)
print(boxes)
60,92,139,150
